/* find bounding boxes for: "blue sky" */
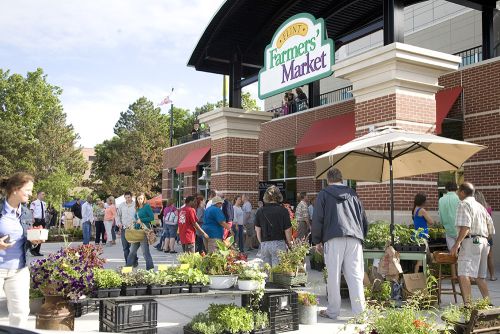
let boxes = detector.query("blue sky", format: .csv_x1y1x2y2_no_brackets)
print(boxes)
0,0,263,147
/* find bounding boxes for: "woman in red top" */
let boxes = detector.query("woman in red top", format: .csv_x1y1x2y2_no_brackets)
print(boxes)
178,196,208,253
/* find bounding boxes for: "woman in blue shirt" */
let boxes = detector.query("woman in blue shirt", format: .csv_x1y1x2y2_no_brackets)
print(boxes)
0,172,39,327
126,193,154,270
412,193,434,273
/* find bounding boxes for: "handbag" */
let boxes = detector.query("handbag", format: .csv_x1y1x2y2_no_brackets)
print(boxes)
144,225,157,245
125,226,146,243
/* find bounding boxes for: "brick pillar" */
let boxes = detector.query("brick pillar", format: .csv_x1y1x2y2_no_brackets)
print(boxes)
183,172,197,197
333,43,461,222
297,153,323,196
199,108,273,206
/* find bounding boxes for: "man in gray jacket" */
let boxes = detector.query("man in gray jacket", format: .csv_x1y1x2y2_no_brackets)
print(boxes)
312,168,368,319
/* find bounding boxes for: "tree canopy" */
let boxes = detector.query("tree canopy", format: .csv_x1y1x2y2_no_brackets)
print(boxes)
0,68,86,207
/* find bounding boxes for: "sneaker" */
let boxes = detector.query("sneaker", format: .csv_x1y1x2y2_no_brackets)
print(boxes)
170,251,178,254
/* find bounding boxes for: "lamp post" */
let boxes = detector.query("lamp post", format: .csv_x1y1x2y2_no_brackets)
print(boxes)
169,87,174,147
198,167,211,199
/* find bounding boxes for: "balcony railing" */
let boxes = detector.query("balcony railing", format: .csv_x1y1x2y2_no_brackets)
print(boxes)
176,130,210,145
266,85,353,118
454,46,482,67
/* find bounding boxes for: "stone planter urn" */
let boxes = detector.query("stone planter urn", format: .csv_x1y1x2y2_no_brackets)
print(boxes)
36,295,74,331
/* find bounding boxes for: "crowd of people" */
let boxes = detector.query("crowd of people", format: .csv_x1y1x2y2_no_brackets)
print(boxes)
0,168,497,326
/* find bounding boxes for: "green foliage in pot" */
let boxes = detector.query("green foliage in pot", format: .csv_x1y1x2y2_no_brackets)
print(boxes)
93,268,123,289
178,252,203,269
253,310,269,330
322,268,328,283
200,253,230,275
310,250,324,263
187,303,256,334
297,292,318,306
364,280,392,302
273,239,309,274
442,298,492,325
179,268,210,285
156,270,173,286
29,288,44,300
121,271,140,287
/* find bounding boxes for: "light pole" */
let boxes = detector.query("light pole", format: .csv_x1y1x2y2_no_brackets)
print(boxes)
169,87,174,147
198,167,211,199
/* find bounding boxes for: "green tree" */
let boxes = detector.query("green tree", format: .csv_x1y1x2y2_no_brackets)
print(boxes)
0,68,86,204
91,97,169,197
242,92,261,111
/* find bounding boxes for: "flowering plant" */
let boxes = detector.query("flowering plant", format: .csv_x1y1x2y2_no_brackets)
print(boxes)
30,244,106,300
297,292,318,306
236,259,269,283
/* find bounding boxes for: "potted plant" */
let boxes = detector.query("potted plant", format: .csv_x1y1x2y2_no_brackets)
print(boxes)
200,240,239,289
30,244,106,331
29,288,44,315
178,252,203,269
309,250,325,271
93,268,122,298
121,271,139,296
442,298,495,333
252,310,270,334
364,279,392,306
179,268,210,293
134,269,150,296
272,239,309,287
236,260,269,291
185,304,259,334
297,292,318,325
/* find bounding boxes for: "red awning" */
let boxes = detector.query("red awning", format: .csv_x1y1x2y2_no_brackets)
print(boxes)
176,146,211,173
436,87,462,135
294,112,355,156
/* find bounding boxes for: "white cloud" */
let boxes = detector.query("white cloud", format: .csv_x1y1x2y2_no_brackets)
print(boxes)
0,0,222,58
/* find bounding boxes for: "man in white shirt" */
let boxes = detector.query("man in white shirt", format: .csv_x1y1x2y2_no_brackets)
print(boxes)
81,195,94,245
30,191,47,256
116,191,138,266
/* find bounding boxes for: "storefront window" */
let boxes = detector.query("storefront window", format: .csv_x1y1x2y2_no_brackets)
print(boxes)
173,171,184,207
269,149,297,205
438,169,464,198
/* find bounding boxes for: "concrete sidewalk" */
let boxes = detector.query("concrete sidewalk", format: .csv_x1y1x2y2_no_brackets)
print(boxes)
1,239,500,333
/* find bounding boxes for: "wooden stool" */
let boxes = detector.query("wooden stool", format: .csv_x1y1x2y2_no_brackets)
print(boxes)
433,251,461,305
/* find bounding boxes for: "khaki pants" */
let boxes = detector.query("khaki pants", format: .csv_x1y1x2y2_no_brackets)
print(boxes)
205,238,221,253
0,267,30,327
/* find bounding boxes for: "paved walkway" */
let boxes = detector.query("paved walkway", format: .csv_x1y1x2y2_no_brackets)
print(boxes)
1,239,500,333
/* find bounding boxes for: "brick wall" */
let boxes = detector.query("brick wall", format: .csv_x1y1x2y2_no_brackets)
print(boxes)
439,59,500,210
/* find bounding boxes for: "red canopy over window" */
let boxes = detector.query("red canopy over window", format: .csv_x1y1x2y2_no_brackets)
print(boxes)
294,112,355,156
436,87,462,135
175,146,211,173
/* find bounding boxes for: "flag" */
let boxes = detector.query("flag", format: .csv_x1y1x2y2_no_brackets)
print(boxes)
158,96,172,106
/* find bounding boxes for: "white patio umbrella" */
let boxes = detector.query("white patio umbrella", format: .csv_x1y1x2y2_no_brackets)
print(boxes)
314,127,486,244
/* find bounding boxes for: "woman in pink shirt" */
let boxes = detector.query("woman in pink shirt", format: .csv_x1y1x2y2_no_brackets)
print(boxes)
104,196,117,246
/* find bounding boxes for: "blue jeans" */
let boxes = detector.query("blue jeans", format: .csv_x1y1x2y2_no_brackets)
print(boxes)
82,221,92,245
127,236,154,270
237,225,245,252
121,231,138,266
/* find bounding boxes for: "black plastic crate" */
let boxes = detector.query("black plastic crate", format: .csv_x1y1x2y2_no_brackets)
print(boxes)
100,321,158,333
71,299,99,318
242,291,298,318
99,298,157,332
270,312,299,333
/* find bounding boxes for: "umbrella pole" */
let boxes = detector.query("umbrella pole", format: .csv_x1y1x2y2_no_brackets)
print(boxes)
388,144,395,246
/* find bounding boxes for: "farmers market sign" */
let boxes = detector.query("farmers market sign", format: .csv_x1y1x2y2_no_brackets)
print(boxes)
258,13,334,99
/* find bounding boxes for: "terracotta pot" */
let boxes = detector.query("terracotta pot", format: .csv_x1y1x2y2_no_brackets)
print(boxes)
36,295,74,331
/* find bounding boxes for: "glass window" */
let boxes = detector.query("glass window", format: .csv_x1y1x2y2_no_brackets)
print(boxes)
270,151,285,180
286,151,297,178
285,179,297,207
438,169,464,198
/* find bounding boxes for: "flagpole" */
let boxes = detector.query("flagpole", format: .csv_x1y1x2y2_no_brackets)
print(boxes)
169,87,174,147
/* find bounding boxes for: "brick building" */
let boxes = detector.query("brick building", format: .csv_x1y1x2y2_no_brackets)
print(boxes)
163,1,500,259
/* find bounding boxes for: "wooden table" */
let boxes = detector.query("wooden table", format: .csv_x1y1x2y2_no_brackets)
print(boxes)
363,249,427,277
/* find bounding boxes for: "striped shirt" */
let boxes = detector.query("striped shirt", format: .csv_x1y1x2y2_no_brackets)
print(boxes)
455,196,494,238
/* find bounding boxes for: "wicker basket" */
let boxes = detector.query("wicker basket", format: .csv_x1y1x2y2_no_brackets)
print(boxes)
433,251,457,264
